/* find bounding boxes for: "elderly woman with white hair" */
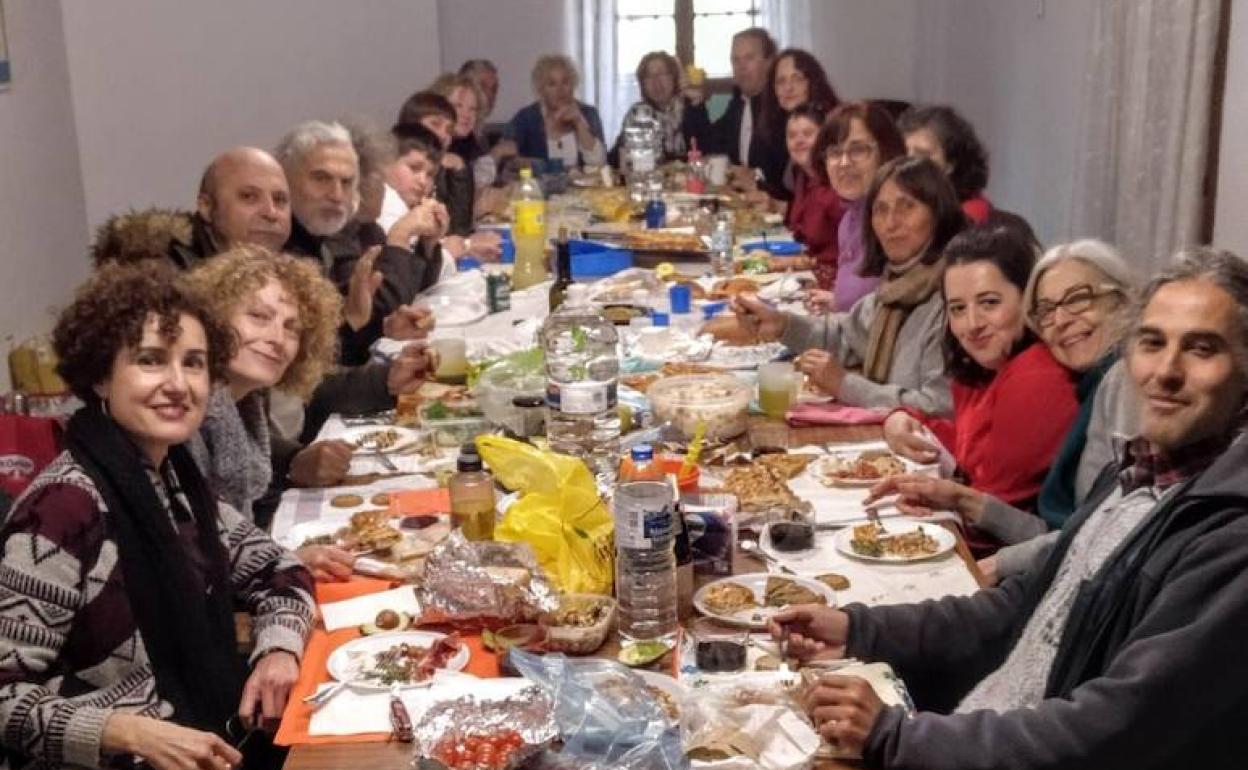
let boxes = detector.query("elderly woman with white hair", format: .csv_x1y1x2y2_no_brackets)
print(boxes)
505,54,607,169
868,239,1139,582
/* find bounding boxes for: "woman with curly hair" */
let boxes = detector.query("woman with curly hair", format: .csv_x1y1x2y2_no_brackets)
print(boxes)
0,263,314,770
899,104,993,224
183,247,389,578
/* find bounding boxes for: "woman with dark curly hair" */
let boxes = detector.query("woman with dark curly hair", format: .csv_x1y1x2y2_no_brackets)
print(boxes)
0,263,315,770
754,48,840,199
899,104,993,224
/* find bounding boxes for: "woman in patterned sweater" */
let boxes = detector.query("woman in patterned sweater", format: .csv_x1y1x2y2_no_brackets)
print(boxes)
0,264,315,770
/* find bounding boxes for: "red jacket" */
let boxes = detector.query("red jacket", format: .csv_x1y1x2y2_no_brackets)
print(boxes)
909,343,1078,509
785,168,843,290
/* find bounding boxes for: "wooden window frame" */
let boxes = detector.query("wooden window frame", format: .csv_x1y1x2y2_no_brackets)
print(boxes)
618,0,761,97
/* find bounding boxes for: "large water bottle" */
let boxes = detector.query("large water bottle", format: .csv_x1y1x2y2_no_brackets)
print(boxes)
511,168,548,290
613,480,678,643
540,284,621,483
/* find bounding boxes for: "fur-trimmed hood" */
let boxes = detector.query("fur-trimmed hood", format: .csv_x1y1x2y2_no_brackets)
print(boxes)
90,208,216,269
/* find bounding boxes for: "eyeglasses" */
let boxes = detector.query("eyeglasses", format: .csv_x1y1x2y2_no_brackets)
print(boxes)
1031,283,1121,329
825,141,877,165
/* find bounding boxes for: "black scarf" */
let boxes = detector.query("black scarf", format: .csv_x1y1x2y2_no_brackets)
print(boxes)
65,404,245,735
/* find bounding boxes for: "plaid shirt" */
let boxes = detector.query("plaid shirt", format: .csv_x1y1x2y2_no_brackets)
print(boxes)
1117,433,1237,494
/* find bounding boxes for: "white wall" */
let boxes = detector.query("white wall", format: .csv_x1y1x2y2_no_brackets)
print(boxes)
807,0,919,102
1214,3,1248,256
0,1,90,392
437,0,568,122
910,0,1095,246
60,0,443,229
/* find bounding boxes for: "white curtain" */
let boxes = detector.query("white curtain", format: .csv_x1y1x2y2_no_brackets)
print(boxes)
572,0,633,147
1069,0,1222,271
760,0,813,53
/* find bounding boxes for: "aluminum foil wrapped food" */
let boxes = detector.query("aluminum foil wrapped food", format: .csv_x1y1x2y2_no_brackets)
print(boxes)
412,685,557,770
417,531,559,626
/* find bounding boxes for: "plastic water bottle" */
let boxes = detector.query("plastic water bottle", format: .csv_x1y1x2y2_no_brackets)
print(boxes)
512,168,548,290
540,284,621,483
613,480,678,643
710,211,734,278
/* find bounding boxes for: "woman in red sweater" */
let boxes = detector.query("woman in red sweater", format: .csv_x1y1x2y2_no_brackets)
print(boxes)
783,103,843,288
881,225,1079,548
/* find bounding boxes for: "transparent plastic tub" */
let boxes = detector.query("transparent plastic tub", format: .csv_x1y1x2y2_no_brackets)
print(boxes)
647,374,751,441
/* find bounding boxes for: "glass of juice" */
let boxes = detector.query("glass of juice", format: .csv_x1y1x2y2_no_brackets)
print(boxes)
431,337,468,385
758,362,797,420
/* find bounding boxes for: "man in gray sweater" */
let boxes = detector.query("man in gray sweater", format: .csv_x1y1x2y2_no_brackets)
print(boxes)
773,248,1248,769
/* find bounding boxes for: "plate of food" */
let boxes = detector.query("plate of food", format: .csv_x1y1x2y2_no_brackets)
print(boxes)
694,574,836,628
326,631,469,689
339,425,422,454
814,448,910,487
834,521,955,563
287,509,406,555
631,669,687,724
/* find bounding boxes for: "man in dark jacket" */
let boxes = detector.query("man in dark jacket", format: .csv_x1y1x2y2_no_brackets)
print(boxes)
774,247,1248,769
707,27,786,194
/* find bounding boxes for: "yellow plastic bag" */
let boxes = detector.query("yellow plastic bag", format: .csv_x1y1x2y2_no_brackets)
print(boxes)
476,436,614,595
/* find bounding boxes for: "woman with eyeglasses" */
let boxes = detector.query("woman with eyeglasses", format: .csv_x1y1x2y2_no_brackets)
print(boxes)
870,226,1081,555
733,156,964,415
0,264,314,770
804,101,906,311
867,239,1137,582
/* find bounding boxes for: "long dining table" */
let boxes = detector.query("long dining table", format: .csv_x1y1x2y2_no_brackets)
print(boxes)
278,417,987,770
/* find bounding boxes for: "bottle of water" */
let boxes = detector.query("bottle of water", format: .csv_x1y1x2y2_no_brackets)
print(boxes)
540,284,621,483
710,211,734,278
613,480,678,643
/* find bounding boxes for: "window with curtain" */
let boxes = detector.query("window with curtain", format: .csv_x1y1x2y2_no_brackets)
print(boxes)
577,0,804,146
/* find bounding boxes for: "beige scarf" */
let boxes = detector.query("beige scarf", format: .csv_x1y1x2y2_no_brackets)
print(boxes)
861,256,946,383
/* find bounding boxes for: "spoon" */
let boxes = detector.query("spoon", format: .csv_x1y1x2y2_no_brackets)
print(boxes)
739,538,798,575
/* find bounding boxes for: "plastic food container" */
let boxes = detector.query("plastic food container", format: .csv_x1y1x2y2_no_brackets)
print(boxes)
538,594,617,654
422,414,490,447
647,374,751,441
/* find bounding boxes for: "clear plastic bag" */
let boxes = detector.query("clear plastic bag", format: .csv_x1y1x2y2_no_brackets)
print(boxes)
509,650,687,770
585,268,664,306
680,674,819,770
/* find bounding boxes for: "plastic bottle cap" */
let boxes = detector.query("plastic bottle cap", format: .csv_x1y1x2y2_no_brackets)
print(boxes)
630,444,654,462
457,444,483,472
651,312,670,327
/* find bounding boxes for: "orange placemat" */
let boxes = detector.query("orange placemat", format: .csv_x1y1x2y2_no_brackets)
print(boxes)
388,487,451,517
279,560,502,747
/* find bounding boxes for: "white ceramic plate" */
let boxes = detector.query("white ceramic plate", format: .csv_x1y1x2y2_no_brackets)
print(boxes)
631,669,688,723
693,574,836,629
812,450,922,488
704,342,786,370
326,631,470,690
833,521,957,563
338,425,422,454
418,295,488,327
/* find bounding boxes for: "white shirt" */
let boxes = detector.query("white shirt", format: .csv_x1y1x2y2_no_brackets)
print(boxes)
377,183,409,234
738,96,754,166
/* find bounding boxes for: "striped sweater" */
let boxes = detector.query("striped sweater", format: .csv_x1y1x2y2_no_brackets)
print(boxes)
0,452,316,769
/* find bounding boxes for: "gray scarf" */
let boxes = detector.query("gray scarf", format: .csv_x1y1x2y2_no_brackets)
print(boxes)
188,387,272,520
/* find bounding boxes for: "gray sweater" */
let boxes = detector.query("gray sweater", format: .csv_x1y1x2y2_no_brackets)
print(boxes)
780,290,952,416
980,360,1138,576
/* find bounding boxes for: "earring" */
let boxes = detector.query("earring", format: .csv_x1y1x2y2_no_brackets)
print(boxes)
100,397,110,418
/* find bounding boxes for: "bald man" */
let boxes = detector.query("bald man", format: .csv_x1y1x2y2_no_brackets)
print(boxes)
196,146,292,253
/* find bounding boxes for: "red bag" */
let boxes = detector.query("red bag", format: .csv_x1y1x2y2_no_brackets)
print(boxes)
0,415,63,497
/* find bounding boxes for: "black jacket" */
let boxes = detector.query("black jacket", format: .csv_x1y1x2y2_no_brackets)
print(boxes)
706,89,789,200
846,432,1248,770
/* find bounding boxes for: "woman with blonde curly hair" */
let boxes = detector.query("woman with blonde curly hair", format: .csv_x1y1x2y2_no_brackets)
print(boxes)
183,246,365,579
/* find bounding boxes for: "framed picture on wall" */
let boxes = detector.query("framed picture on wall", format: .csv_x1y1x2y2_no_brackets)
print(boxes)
0,2,10,90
